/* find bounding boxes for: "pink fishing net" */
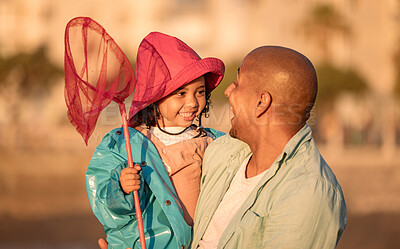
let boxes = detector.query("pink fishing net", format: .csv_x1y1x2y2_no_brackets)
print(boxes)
64,17,135,144
64,18,224,144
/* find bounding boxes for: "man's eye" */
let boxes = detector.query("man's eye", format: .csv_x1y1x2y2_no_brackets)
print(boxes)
176,91,186,96
197,90,205,95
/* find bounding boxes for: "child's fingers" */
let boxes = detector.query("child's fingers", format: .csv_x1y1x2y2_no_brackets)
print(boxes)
127,173,140,180
125,183,141,192
123,166,141,174
133,164,142,171
121,172,140,180
120,164,142,194
125,180,141,186
129,163,141,169
121,179,141,194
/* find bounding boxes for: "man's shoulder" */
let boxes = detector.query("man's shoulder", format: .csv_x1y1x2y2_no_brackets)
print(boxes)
285,141,342,192
276,145,345,210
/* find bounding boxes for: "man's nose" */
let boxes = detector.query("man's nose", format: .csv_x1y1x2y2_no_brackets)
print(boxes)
224,83,234,97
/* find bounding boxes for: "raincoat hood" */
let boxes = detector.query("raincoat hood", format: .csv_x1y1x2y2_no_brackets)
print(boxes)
128,32,225,120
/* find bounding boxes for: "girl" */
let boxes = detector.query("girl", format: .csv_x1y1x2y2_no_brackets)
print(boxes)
86,32,225,249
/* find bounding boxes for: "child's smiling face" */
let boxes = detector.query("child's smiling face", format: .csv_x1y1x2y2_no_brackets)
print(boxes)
157,76,206,127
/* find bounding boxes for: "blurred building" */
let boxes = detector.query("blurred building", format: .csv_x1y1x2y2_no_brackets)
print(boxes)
0,0,399,151
0,0,398,86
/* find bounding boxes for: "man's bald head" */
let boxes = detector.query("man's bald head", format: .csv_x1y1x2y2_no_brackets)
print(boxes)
240,46,318,125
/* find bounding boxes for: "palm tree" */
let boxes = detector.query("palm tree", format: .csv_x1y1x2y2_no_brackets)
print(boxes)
0,46,63,96
0,46,63,146
300,3,367,101
300,3,351,62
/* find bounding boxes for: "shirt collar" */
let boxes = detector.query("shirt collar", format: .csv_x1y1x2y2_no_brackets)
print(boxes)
277,124,313,163
253,124,313,187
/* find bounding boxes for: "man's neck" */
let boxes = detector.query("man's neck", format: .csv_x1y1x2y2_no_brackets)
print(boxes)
245,128,294,178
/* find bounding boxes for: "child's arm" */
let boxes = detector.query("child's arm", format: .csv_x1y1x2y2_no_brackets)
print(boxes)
86,130,146,230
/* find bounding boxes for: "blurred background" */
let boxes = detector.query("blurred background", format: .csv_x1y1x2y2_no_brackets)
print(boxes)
1,0,400,248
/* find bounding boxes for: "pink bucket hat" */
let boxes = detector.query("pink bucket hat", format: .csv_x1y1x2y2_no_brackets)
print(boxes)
128,32,225,120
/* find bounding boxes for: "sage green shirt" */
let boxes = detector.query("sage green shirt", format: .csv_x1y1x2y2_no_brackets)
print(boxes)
191,124,347,249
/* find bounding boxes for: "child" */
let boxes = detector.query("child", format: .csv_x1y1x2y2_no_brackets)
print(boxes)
86,32,225,249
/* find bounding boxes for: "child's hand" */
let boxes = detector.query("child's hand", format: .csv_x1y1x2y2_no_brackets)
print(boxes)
120,164,142,194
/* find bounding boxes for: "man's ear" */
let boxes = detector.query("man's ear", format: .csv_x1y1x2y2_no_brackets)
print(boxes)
255,92,271,118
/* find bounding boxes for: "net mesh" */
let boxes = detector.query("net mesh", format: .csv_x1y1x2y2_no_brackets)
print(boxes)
64,17,135,144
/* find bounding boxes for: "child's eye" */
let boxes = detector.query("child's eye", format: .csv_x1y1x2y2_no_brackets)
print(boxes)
196,90,205,95
176,91,186,96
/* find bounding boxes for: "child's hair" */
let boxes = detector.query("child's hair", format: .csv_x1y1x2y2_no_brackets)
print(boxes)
130,88,211,128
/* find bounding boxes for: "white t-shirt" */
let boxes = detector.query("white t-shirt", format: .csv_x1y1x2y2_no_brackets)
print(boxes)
198,155,268,249
148,126,199,146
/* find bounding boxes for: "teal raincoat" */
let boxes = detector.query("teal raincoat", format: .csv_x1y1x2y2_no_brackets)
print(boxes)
86,127,224,249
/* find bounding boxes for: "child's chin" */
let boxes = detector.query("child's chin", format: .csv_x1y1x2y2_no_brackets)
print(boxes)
177,120,194,127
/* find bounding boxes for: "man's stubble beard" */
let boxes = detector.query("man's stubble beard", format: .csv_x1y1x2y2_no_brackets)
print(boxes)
229,128,237,138
229,123,240,139
229,121,250,143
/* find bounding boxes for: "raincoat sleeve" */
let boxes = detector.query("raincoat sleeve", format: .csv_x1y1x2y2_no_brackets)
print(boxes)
86,130,145,229
261,176,347,249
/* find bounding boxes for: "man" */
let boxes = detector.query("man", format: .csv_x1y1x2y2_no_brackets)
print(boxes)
99,46,347,248
191,46,347,248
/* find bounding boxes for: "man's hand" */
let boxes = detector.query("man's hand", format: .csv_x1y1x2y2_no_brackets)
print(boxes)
120,164,142,194
98,238,108,249
98,238,132,249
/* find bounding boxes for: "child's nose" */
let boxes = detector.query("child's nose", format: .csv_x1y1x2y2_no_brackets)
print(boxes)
186,94,199,107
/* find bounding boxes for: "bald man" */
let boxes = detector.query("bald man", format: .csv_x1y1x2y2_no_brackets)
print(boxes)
190,46,347,249
98,46,346,249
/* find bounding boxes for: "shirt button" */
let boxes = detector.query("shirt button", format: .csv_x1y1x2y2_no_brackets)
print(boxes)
116,130,122,135
205,216,209,221
181,246,185,249
140,161,147,167
165,200,171,206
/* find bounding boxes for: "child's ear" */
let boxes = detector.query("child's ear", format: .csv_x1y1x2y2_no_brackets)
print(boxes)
255,92,271,118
